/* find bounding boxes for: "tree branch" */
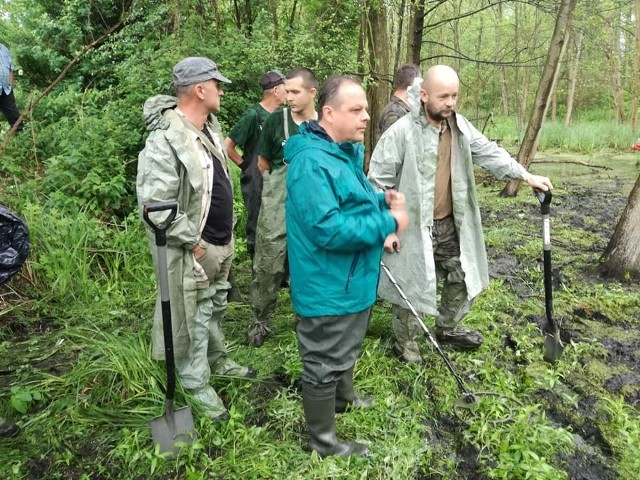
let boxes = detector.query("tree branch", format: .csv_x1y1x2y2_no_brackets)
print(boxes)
0,9,131,157
532,159,612,170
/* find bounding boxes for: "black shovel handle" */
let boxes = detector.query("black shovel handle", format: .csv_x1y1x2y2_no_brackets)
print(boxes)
143,201,179,246
143,201,178,402
535,190,552,215
534,191,554,331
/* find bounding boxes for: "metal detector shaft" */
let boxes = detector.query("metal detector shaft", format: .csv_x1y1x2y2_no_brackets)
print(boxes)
380,261,472,398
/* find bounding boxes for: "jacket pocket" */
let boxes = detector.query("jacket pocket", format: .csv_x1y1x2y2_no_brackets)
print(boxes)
344,252,361,292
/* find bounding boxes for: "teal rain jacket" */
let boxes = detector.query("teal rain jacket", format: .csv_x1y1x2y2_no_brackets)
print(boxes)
368,79,530,316
285,121,397,318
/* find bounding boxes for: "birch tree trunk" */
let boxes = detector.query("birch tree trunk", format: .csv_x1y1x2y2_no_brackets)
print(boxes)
500,0,577,197
599,174,640,279
565,28,584,126
605,21,624,123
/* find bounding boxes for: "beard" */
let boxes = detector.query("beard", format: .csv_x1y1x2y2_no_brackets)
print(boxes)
424,102,454,122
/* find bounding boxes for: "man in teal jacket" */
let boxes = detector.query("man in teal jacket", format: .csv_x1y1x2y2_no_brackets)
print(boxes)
285,75,408,457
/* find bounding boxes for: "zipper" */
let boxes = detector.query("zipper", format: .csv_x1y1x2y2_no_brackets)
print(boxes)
344,252,361,292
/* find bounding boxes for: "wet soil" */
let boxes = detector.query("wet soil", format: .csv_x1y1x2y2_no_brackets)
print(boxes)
481,183,640,479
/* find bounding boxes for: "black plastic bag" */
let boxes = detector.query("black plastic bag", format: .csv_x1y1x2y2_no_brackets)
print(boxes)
0,205,30,285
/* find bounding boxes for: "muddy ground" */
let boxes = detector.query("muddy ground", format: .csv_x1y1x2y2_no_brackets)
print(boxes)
239,180,639,478
1,177,638,479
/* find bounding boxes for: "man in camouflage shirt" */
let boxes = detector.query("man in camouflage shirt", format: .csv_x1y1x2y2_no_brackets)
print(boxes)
377,64,421,136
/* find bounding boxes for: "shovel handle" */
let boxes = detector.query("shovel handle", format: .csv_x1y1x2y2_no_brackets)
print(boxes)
534,190,552,215
534,192,555,331
143,201,179,402
143,201,179,247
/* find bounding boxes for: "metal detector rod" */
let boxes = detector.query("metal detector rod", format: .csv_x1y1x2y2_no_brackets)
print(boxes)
380,261,472,398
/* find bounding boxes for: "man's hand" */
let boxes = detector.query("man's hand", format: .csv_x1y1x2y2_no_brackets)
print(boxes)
390,208,409,234
258,156,270,174
384,234,401,253
385,189,405,210
524,173,553,192
192,243,206,260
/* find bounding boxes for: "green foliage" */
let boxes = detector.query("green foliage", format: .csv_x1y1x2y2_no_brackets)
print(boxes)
18,202,152,319
10,386,42,414
598,396,640,477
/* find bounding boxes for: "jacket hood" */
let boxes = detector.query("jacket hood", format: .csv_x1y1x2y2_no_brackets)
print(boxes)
285,120,364,167
407,77,424,121
143,95,178,132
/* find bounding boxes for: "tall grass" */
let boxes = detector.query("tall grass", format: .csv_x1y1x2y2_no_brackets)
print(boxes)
17,202,153,322
485,116,636,154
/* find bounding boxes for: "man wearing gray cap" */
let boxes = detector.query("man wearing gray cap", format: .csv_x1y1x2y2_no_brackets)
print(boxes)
137,57,255,421
224,70,286,261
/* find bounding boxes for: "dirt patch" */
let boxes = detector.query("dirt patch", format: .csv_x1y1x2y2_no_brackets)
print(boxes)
420,416,491,480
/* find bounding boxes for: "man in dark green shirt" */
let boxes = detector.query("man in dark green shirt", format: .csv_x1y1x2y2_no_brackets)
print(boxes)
225,71,286,260
246,67,318,347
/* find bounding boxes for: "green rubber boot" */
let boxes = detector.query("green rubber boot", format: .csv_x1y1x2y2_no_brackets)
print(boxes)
302,382,370,458
335,366,374,413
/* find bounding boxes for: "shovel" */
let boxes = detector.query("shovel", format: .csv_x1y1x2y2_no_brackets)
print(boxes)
534,190,564,363
143,201,196,454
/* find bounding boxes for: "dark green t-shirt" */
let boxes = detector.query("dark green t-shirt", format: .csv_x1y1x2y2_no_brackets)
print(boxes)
228,103,270,164
258,108,299,169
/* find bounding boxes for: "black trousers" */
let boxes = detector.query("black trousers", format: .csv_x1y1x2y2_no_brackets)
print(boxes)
239,161,263,260
0,90,22,129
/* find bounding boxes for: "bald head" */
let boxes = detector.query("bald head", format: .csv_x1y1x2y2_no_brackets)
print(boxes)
422,65,459,93
419,65,459,126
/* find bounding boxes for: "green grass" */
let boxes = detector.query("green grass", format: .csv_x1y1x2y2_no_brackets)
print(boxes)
2,159,640,478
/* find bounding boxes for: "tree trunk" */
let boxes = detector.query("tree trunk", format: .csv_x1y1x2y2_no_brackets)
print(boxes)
500,0,577,198
394,0,407,72
605,21,624,123
549,27,570,123
632,0,640,131
599,174,640,279
410,0,426,65
288,0,299,29
496,3,509,116
565,28,584,126
514,2,523,130
270,0,279,40
363,0,391,173
173,0,181,33
473,13,483,120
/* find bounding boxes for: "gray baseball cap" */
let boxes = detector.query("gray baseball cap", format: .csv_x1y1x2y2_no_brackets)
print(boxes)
172,57,231,87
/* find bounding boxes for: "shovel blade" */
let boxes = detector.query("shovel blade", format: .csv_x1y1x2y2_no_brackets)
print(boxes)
151,406,196,454
543,331,564,364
